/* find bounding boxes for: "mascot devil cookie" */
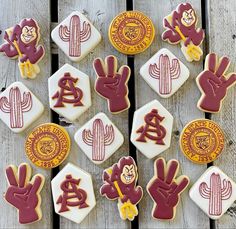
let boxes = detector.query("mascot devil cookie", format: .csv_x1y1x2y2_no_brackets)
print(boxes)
0,18,45,79
162,3,204,62
100,156,143,221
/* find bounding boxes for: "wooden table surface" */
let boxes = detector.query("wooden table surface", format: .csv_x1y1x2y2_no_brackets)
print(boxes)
0,0,235,228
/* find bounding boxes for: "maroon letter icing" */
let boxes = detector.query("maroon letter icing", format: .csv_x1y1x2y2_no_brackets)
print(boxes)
147,158,189,220
136,109,166,145
82,119,114,161
5,163,44,224
197,53,236,112
199,173,232,216
93,55,131,113
52,72,83,107
57,174,89,213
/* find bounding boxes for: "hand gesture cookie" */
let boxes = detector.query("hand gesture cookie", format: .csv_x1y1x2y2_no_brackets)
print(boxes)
93,55,130,114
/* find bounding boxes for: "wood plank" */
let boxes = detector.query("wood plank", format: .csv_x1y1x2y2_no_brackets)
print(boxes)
57,1,130,228
0,0,52,228
206,0,236,228
133,0,210,228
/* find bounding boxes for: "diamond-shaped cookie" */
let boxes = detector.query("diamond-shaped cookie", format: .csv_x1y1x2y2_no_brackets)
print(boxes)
74,112,124,164
189,166,236,220
51,163,96,224
0,82,44,133
140,48,189,98
48,64,91,122
130,100,173,158
51,11,102,62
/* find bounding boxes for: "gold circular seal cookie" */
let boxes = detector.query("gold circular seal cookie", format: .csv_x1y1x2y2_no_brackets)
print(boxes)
180,119,224,164
25,123,70,169
108,11,155,55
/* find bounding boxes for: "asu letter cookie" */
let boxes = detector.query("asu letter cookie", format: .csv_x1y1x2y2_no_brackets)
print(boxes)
93,55,130,113
0,18,45,79
147,158,189,220
51,11,101,62
100,156,143,221
25,123,71,169
162,3,204,62
189,166,236,220
4,163,45,224
109,11,155,55
180,119,225,164
196,53,236,113
51,163,96,224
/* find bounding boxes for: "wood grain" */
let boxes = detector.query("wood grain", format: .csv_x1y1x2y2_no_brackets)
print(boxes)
0,0,52,228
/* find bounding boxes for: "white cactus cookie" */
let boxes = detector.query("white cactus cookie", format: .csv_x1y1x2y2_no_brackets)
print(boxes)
140,48,190,98
51,163,96,224
0,82,44,133
51,11,102,62
189,166,236,220
48,63,91,122
130,100,173,159
74,112,124,164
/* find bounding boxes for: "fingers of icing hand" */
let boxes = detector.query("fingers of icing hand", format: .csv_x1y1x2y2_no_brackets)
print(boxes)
106,56,117,78
156,158,165,181
93,58,106,77
6,166,18,186
30,176,43,194
119,66,130,85
166,161,178,184
18,164,27,188
216,56,230,77
225,73,236,87
207,53,217,73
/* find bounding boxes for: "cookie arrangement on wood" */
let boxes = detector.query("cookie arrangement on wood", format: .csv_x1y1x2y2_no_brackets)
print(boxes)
1,2,236,225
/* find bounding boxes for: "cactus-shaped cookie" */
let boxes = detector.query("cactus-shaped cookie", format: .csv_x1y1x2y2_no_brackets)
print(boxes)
199,173,232,216
59,15,91,57
149,54,180,94
82,119,114,161
0,87,32,128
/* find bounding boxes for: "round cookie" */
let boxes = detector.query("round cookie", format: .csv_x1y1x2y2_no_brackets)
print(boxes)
25,123,71,169
108,11,155,55
180,119,225,164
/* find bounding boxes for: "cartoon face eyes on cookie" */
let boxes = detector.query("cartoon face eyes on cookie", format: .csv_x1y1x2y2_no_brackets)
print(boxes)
21,26,37,44
120,164,136,184
181,9,195,27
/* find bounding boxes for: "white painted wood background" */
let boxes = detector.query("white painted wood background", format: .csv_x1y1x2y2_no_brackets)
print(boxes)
0,0,235,228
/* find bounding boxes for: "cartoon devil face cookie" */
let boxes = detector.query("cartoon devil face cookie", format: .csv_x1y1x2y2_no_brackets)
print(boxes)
51,11,101,62
0,18,45,79
74,112,124,164
189,166,236,220
140,48,190,98
0,82,44,133
100,156,143,221
51,163,96,224
162,3,205,62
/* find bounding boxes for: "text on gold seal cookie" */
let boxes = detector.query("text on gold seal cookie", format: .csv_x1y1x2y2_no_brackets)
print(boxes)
108,11,155,55
25,123,71,169
180,119,224,164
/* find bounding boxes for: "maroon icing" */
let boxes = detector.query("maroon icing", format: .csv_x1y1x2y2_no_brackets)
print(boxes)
148,158,189,220
162,3,204,47
136,109,166,145
0,18,44,64
100,156,143,205
5,164,44,224
93,55,130,113
197,53,236,112
56,174,89,213
52,72,83,107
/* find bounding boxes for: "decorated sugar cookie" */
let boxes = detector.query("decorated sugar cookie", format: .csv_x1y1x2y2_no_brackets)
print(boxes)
25,123,71,169
140,48,190,98
0,82,44,133
51,163,96,224
5,163,45,224
162,3,204,62
0,18,45,79
196,53,236,113
100,156,143,221
48,64,91,121
51,11,101,62
74,112,124,164
189,166,236,220
180,119,225,164
93,55,130,113
130,100,173,158
147,158,189,220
